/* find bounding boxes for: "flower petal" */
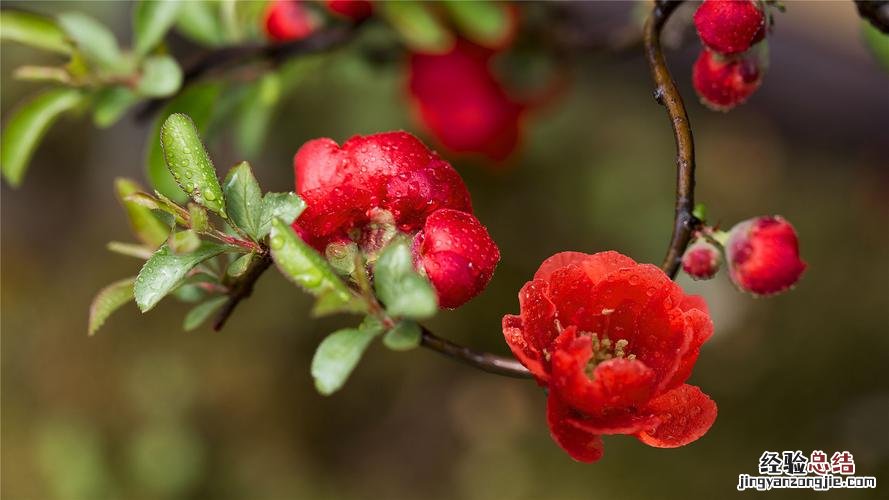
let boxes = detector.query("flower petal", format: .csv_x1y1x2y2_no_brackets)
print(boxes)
547,394,605,463
534,251,636,284
502,314,547,380
517,279,559,353
665,308,714,390
636,384,717,448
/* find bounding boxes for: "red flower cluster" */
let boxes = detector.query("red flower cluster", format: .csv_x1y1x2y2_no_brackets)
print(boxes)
503,251,717,462
293,131,499,308
726,216,806,295
408,39,526,162
264,0,317,42
692,0,770,111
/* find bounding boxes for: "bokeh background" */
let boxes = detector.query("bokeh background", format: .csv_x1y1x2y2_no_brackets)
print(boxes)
2,1,888,499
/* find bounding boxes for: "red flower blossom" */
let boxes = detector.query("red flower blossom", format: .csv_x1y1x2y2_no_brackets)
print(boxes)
682,238,723,280
502,251,717,462
325,0,373,20
293,131,498,307
694,0,766,56
264,0,316,42
726,216,806,295
408,39,526,161
414,209,500,308
692,49,763,111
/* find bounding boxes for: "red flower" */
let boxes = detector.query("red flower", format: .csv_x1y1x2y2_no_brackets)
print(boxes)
502,251,717,462
325,0,373,20
293,131,498,307
694,0,766,55
692,49,763,111
264,0,316,42
726,216,806,295
408,39,525,161
414,209,500,308
682,238,722,280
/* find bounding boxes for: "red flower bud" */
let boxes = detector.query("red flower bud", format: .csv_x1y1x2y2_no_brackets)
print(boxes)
692,48,763,111
325,0,373,20
264,0,316,42
726,216,806,296
694,0,766,55
408,39,525,161
682,239,723,280
414,209,500,308
502,251,717,461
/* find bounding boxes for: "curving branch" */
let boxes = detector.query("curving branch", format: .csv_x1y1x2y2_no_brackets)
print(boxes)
644,0,702,279
212,252,273,331
420,327,531,378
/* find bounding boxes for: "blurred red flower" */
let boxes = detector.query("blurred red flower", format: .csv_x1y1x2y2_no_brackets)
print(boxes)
264,0,316,42
726,216,806,295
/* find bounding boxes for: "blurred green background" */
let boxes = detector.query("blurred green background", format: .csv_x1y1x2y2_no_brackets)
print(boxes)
2,1,887,499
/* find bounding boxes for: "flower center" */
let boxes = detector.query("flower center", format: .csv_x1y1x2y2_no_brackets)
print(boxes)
582,332,635,378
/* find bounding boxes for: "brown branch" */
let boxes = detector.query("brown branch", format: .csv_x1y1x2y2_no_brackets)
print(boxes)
419,327,531,378
136,21,365,121
212,251,273,331
644,0,702,279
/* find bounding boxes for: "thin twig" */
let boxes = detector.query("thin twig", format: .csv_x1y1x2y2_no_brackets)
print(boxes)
643,0,702,279
420,327,532,379
212,251,273,331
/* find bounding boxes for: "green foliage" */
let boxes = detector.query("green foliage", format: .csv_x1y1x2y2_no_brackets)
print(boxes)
235,73,281,157
58,12,130,74
136,55,183,98
311,320,384,395
383,320,422,351
182,296,228,331
258,192,306,239
862,21,889,72
223,161,264,241
374,238,437,320
175,0,226,46
115,178,170,247
88,277,136,335
135,242,228,312
442,0,510,47
1,88,83,186
381,1,453,53
133,0,183,56
0,10,72,54
226,252,254,278
93,87,139,128
160,113,227,216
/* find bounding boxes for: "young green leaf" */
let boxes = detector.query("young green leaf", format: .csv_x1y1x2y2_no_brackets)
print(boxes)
383,320,423,351
381,1,453,53
115,178,169,247
94,86,139,128
268,218,354,304
226,252,253,278
442,0,510,48
182,296,227,331
258,193,305,239
174,0,226,46
188,203,209,232
168,229,201,254
159,113,226,216
133,0,182,56
223,161,263,240
58,12,128,73
89,277,136,335
136,55,183,97
311,289,367,317
147,82,222,202
235,73,280,157
0,10,72,54
311,322,383,395
374,238,438,320
1,88,83,187
107,241,156,260
135,242,227,312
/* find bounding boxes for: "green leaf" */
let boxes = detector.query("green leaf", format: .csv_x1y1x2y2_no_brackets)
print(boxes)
93,86,139,128
159,113,226,216
146,82,222,202
89,277,136,335
107,241,155,260
226,252,253,278
58,12,128,73
136,55,183,98
133,0,182,56
168,229,201,254
182,295,227,331
383,320,422,351
1,88,83,187
135,242,227,312
223,161,263,240
258,192,305,239
0,10,72,54
235,73,280,157
175,0,225,46
442,0,510,48
863,21,889,72
188,203,209,232
325,241,358,276
268,218,354,304
381,1,453,53
374,238,437,320
115,178,170,247
311,322,383,395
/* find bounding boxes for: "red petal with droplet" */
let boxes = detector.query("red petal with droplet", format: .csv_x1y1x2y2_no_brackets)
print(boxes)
547,394,605,463
636,384,718,448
